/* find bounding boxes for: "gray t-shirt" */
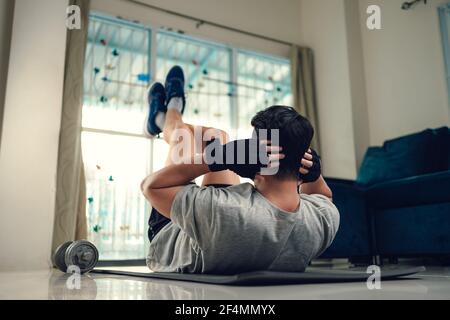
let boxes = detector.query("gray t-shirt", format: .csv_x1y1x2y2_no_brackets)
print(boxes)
147,183,340,274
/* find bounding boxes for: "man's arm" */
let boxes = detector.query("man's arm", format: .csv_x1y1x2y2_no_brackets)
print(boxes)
301,175,333,200
299,150,333,200
140,154,209,218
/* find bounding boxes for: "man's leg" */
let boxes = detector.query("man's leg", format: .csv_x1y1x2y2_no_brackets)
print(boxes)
162,108,240,186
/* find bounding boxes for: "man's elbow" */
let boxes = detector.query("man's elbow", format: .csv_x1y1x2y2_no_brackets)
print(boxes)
140,178,146,193
140,176,156,199
140,177,150,192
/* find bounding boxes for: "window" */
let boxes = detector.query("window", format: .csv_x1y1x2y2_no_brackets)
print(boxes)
237,51,292,137
83,15,152,260
82,13,292,260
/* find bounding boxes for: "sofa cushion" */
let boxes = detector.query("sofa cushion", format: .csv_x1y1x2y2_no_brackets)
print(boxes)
374,202,450,256
356,128,449,186
366,171,450,209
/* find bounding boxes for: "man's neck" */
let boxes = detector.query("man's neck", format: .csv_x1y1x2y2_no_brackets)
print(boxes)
255,177,300,213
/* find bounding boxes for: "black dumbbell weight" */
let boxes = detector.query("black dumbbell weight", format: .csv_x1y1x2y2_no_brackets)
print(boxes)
53,240,99,274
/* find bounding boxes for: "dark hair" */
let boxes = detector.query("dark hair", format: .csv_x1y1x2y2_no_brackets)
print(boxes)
251,105,314,179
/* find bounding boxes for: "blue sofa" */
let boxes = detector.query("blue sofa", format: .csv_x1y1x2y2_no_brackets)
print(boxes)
320,127,450,263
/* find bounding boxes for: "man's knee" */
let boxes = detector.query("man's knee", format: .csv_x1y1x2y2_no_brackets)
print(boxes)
169,122,192,144
203,127,230,144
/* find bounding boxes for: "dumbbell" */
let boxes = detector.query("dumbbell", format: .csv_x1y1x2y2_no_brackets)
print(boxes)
53,240,99,274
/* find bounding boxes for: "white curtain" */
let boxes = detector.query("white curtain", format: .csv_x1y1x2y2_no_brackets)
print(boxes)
52,0,90,253
291,45,321,152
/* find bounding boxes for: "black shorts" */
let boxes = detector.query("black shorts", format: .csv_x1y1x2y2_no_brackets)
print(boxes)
148,184,232,242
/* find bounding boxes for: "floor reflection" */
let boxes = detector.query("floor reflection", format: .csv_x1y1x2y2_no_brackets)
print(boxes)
38,268,450,300
48,273,98,300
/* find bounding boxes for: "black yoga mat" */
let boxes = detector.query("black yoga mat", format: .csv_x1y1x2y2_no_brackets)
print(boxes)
91,266,425,286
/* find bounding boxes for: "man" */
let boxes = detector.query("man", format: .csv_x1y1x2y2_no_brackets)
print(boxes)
141,66,339,274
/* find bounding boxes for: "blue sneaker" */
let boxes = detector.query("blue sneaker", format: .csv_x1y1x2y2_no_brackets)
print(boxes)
144,82,166,138
165,65,186,114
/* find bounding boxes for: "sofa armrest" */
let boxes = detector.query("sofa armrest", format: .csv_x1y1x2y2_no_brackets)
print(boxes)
319,178,372,258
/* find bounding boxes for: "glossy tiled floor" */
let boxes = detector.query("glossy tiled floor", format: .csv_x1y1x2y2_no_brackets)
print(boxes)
1,264,449,300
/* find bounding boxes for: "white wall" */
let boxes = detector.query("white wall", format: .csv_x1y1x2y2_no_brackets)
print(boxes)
344,0,370,169
0,0,15,148
298,0,358,179
359,0,450,146
91,0,302,57
298,0,450,178
0,0,68,271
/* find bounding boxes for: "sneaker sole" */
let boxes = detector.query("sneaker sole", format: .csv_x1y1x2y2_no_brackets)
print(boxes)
144,84,160,139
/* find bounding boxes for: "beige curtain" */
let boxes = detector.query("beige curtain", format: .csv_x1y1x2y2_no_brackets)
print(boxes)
291,45,321,153
52,0,90,253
